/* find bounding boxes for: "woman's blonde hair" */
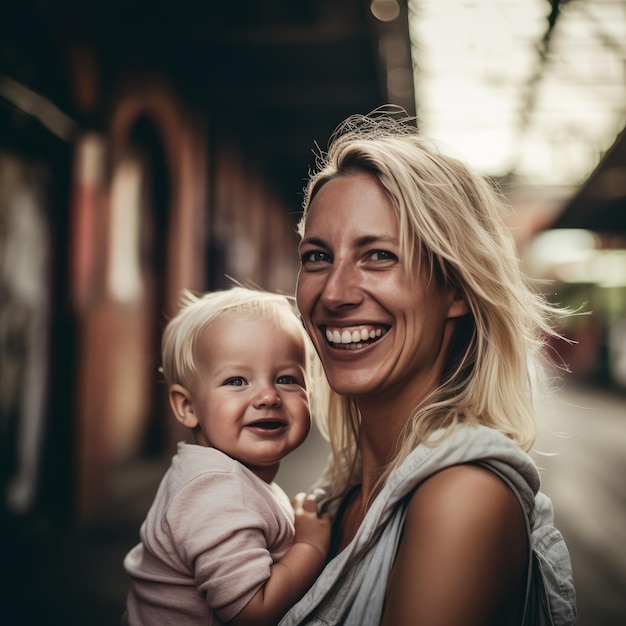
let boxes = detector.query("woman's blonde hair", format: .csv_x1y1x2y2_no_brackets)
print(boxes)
162,286,314,390
298,108,567,495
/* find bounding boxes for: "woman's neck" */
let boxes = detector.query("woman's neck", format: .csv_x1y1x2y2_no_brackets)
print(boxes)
356,408,405,502
355,383,432,501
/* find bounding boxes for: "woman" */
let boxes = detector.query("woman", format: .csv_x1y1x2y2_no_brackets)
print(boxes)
280,109,576,625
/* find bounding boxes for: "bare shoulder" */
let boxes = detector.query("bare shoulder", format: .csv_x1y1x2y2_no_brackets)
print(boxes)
405,463,528,576
382,464,528,626
409,463,524,529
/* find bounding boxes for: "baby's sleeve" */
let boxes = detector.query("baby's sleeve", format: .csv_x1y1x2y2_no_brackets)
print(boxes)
164,470,281,622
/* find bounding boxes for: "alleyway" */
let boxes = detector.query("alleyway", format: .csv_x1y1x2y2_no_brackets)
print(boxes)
534,382,626,625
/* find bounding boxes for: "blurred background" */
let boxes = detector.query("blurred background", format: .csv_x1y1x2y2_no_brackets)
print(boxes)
0,0,624,624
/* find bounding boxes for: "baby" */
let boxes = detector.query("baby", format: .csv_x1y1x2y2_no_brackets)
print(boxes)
123,286,330,625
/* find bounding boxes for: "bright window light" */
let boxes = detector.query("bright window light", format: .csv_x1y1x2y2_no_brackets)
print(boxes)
408,0,626,186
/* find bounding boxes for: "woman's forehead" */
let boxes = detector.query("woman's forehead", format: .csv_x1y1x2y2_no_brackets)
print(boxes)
306,174,396,226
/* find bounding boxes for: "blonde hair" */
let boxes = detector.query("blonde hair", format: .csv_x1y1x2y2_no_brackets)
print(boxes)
298,108,567,495
162,286,314,390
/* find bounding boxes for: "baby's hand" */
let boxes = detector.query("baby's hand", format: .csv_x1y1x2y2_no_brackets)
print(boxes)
292,492,331,560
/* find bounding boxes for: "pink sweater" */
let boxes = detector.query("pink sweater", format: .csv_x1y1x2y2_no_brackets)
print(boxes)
124,443,295,625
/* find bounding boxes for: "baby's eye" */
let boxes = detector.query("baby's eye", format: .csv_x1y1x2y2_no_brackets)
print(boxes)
224,377,246,387
301,250,331,264
276,375,297,385
369,250,397,261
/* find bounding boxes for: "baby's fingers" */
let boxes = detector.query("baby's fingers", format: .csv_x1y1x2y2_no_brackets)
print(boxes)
293,491,319,514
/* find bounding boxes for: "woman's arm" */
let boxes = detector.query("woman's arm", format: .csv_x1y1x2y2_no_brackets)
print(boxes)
229,493,331,626
382,464,528,626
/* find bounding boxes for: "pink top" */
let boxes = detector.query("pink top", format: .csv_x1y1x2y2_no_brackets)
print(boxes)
124,442,295,625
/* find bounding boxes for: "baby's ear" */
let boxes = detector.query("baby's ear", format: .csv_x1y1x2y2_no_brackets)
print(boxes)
168,384,199,429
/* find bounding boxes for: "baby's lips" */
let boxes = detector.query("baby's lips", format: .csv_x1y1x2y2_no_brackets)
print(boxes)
245,418,287,430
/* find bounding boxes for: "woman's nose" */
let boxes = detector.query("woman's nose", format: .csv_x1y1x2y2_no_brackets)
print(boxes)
319,260,363,310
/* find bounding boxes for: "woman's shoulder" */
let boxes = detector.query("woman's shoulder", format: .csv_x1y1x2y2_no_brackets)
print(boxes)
382,464,528,625
408,463,526,539
405,462,528,587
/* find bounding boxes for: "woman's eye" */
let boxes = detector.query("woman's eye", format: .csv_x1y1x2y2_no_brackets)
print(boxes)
369,250,397,261
224,377,246,387
301,250,331,264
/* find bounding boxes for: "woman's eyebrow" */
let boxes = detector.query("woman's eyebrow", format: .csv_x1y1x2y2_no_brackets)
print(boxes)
301,235,398,245
354,235,399,248
299,234,399,251
299,236,328,248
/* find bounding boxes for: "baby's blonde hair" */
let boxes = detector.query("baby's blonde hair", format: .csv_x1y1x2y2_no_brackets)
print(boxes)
161,286,313,390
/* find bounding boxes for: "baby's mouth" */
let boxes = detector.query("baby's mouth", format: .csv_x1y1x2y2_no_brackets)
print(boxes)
324,325,388,349
247,419,287,431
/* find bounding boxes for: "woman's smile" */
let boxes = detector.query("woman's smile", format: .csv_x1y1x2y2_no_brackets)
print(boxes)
324,325,388,348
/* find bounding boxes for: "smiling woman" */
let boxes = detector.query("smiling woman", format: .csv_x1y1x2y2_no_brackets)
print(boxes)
279,108,577,626
297,171,466,409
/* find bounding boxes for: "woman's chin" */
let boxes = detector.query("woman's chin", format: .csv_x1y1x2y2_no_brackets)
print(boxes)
326,372,383,398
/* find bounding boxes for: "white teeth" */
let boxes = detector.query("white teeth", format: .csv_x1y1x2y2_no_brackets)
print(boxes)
325,326,386,345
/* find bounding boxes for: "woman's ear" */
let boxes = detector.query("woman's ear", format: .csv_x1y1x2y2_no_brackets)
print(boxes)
447,290,469,319
168,384,199,429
